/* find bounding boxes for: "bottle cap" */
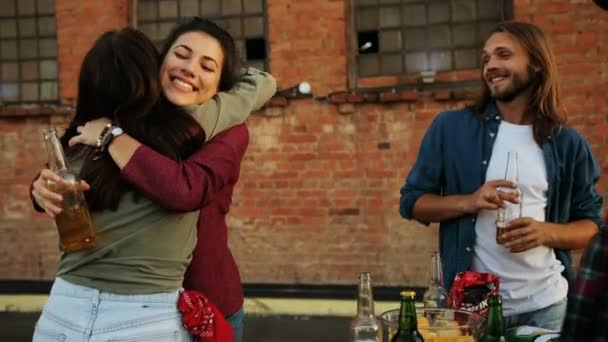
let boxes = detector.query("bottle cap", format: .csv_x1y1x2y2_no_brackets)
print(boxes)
400,291,416,298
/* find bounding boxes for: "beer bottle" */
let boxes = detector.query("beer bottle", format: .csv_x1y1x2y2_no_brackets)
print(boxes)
423,251,448,310
350,272,382,342
481,294,505,342
391,291,424,342
43,127,96,253
496,151,522,245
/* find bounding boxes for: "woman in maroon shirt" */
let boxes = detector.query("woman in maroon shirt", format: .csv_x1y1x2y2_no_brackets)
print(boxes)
32,18,275,341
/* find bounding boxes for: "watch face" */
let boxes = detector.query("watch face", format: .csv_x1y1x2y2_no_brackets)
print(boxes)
111,127,123,136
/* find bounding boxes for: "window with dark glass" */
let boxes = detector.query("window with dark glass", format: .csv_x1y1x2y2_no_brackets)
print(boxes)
137,0,268,71
353,0,511,77
0,0,58,104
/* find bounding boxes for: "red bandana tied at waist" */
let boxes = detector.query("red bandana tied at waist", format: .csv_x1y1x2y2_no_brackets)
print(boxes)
178,290,235,342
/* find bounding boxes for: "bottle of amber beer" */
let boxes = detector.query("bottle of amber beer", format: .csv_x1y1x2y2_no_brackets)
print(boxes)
496,151,522,245
391,291,424,342
481,294,506,342
43,127,96,253
350,272,382,342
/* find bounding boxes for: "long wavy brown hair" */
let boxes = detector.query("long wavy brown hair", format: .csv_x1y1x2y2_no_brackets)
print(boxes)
472,21,565,145
62,28,206,211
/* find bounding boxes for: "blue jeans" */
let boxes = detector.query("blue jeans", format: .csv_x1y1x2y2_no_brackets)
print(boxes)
504,298,568,331
227,307,244,342
33,277,191,342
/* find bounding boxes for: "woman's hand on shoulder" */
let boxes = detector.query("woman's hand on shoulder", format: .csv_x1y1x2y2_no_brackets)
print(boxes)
68,117,112,147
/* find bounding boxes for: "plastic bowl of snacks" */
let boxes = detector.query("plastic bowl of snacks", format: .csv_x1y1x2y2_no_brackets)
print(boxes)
379,307,484,342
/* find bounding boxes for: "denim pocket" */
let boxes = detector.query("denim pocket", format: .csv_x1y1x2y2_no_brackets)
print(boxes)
32,326,67,342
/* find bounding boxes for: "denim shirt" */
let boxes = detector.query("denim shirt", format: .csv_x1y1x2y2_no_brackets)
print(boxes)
399,103,603,291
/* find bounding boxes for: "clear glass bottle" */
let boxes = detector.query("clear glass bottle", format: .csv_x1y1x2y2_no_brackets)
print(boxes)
423,251,448,310
43,127,96,253
496,151,522,245
350,272,382,342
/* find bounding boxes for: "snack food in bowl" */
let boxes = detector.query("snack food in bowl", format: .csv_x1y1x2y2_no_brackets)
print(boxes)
380,308,484,342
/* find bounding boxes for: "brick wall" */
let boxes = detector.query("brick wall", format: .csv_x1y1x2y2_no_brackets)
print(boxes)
0,0,606,288
0,0,130,280
55,0,130,102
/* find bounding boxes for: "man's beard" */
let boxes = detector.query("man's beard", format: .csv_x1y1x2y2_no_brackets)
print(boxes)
490,65,539,102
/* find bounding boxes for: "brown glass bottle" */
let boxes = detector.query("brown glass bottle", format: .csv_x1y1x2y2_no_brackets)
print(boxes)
43,127,96,253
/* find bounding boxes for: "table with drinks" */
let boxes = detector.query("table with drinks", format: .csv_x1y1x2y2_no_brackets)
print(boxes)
350,253,560,342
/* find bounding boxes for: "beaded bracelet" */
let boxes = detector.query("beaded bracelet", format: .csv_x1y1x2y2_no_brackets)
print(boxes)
96,123,113,150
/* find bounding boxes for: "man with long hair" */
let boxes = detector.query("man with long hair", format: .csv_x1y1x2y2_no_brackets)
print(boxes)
399,21,602,330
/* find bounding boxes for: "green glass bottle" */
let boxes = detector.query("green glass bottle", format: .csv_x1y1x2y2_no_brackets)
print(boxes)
391,291,424,342
481,294,506,342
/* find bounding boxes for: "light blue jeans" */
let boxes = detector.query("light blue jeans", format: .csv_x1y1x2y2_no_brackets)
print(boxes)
503,297,568,331
33,277,192,342
226,307,244,342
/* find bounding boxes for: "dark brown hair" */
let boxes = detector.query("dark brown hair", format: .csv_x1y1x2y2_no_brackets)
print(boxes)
472,21,565,145
160,17,240,92
62,28,206,211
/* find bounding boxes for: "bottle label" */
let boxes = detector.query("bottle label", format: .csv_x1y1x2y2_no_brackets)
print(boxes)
535,334,560,342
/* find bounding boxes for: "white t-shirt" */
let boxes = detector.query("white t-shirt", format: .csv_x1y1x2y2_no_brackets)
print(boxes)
471,120,568,316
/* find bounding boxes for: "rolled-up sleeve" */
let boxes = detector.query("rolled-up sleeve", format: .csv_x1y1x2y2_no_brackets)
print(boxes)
121,125,249,212
399,114,445,222
570,137,603,229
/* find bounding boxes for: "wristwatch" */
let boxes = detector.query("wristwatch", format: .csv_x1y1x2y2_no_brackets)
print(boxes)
99,125,123,151
109,126,124,140
107,125,124,146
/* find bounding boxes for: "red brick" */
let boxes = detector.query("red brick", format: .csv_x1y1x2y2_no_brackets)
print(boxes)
541,3,571,13
401,90,418,101
328,92,348,103
337,103,356,114
378,91,401,103
346,93,366,103
432,90,453,101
